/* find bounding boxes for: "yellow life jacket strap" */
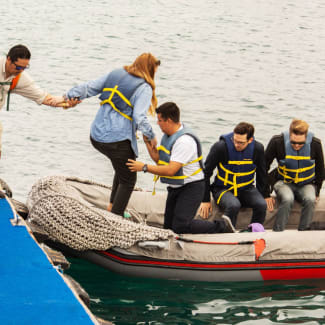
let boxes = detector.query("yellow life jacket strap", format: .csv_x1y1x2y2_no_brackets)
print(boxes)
153,148,203,193
101,86,133,107
152,170,203,194
157,158,203,178
216,177,255,204
278,163,315,174
100,85,133,121
296,173,315,183
152,158,203,194
219,162,256,177
285,155,311,160
157,145,170,155
216,162,256,203
157,160,169,165
183,155,203,166
152,175,160,195
278,165,315,184
228,160,253,165
161,168,203,180
158,154,202,168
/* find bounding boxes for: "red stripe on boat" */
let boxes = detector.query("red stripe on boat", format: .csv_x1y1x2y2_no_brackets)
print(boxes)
100,251,325,271
260,268,325,280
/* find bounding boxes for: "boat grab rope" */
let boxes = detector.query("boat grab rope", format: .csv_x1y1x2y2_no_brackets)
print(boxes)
26,176,174,251
176,236,266,260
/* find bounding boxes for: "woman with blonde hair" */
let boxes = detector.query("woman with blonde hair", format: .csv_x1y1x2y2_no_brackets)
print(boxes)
64,53,160,216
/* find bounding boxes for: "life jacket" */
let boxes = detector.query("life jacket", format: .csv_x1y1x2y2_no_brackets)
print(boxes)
215,132,256,204
277,131,315,185
157,126,203,186
0,73,21,111
99,68,145,121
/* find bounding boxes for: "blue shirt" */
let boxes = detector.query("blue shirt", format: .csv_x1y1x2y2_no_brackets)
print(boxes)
66,73,155,157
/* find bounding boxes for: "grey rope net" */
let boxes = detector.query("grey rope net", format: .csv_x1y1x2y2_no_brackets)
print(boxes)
27,176,174,251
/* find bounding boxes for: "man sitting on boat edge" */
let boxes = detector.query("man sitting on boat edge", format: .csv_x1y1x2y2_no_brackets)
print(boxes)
265,119,324,231
127,101,235,234
198,122,269,230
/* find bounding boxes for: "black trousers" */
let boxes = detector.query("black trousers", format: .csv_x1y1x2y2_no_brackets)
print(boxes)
90,137,136,216
164,180,226,234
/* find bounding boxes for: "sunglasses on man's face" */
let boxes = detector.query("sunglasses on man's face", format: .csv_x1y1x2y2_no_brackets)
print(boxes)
13,63,29,71
290,141,305,145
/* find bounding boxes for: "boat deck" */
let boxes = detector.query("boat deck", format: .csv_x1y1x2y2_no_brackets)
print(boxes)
0,197,99,325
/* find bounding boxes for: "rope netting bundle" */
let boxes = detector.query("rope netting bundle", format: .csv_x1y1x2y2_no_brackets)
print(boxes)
27,176,173,251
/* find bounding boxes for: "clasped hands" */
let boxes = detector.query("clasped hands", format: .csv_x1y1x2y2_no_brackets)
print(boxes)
60,97,82,109
45,95,81,109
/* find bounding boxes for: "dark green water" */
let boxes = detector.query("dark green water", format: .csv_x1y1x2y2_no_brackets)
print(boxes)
66,258,325,324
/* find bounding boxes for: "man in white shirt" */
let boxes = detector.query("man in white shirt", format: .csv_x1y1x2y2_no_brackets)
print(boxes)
0,44,68,158
127,102,234,234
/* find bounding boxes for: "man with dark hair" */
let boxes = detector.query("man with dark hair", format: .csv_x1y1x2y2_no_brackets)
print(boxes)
0,44,69,158
127,102,235,234
265,119,324,231
199,122,268,229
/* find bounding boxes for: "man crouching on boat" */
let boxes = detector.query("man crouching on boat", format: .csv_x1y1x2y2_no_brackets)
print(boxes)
127,102,234,234
265,119,324,231
198,122,269,230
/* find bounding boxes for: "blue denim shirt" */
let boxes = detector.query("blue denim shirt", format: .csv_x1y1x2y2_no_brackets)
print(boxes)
66,73,155,157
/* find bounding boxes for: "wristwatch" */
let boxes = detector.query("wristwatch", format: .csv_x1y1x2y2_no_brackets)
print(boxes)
142,164,148,173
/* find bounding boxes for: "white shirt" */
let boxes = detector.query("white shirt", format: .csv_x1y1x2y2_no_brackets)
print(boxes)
0,56,47,109
169,125,204,187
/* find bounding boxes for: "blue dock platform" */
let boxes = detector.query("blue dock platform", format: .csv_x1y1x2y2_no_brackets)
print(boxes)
0,197,100,325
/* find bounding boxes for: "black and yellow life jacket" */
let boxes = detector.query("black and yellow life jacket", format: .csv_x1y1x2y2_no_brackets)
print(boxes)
214,132,256,203
278,131,315,185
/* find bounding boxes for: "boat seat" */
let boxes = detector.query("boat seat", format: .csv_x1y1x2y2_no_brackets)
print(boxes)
64,179,325,231
126,190,325,230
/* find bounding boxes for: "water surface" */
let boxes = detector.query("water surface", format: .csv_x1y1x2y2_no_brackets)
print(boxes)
1,0,325,323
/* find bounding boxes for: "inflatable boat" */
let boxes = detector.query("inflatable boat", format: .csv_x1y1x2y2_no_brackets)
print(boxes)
26,176,325,282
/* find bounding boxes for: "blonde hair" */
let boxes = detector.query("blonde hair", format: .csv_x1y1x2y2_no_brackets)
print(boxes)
124,53,160,116
289,119,309,135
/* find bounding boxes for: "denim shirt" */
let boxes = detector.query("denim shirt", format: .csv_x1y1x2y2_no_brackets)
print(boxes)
66,73,155,157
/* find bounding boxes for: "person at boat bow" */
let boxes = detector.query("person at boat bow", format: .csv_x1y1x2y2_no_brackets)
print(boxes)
199,122,269,229
127,102,235,234
0,44,71,159
265,119,324,231
64,53,159,217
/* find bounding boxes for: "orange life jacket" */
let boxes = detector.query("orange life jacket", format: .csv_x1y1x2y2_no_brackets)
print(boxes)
10,73,21,90
6,73,21,111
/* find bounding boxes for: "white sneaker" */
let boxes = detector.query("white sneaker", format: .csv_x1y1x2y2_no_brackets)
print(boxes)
221,215,236,233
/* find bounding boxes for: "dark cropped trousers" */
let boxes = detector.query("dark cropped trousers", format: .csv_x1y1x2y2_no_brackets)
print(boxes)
90,137,136,216
164,180,226,234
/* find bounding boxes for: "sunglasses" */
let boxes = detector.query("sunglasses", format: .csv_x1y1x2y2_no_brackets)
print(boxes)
13,63,29,71
290,141,305,145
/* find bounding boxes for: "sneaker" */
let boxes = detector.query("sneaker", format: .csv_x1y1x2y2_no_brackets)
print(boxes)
123,211,131,218
221,215,236,233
